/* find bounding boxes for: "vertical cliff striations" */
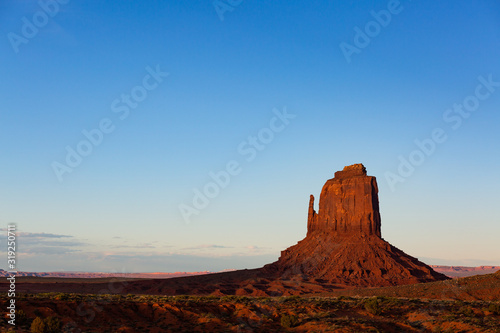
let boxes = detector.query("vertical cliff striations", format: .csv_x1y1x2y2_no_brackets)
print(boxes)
263,163,448,286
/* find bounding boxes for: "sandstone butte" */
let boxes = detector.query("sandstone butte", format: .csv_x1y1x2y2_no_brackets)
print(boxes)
10,164,450,297
261,163,449,286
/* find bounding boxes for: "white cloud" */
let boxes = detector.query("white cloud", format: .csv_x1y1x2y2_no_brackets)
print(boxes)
17,232,72,238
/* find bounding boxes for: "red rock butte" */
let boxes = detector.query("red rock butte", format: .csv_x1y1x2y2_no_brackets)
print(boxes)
8,164,451,297
307,163,381,237
263,163,448,286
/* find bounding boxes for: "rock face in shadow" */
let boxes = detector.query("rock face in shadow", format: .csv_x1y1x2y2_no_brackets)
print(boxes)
263,163,448,286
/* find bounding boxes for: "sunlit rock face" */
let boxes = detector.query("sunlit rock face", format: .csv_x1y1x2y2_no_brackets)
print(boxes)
308,163,381,237
264,164,449,287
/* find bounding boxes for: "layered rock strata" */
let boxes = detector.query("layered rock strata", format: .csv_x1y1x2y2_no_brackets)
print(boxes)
264,163,448,286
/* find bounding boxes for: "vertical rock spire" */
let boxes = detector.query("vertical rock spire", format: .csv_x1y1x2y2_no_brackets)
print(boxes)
307,194,317,233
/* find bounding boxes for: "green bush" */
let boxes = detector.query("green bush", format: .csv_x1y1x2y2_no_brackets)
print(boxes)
458,306,474,317
281,295,301,303
384,297,402,307
280,314,298,328
364,297,381,315
488,303,500,315
30,316,62,333
30,317,45,333
44,316,62,333
54,293,69,301
175,295,190,300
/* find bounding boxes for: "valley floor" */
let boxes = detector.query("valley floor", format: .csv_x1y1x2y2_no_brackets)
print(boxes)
1,293,499,332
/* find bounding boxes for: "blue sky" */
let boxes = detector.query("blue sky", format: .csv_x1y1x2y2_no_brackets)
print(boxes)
1,0,499,272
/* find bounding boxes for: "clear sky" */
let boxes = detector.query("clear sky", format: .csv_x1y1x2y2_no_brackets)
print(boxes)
1,0,499,272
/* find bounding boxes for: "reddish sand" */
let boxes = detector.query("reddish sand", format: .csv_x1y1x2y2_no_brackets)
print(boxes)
5,268,499,300
2,272,499,332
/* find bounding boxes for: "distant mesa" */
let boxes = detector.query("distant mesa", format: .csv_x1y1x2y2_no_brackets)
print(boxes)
430,265,500,278
262,163,448,286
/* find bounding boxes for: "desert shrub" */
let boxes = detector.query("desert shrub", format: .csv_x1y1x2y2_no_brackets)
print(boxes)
200,312,217,319
261,314,271,322
44,316,62,333
30,316,62,333
364,297,381,315
280,295,301,303
458,306,475,317
135,295,149,303
204,295,219,301
280,314,298,328
54,293,69,301
255,296,271,303
441,314,456,321
409,298,420,303
236,296,251,304
488,303,500,315
221,295,250,303
316,300,335,311
30,317,45,333
16,309,28,325
383,297,402,307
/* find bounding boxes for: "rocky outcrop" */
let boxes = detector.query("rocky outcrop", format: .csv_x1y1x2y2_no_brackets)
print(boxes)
264,163,449,286
308,163,381,237
14,163,451,296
